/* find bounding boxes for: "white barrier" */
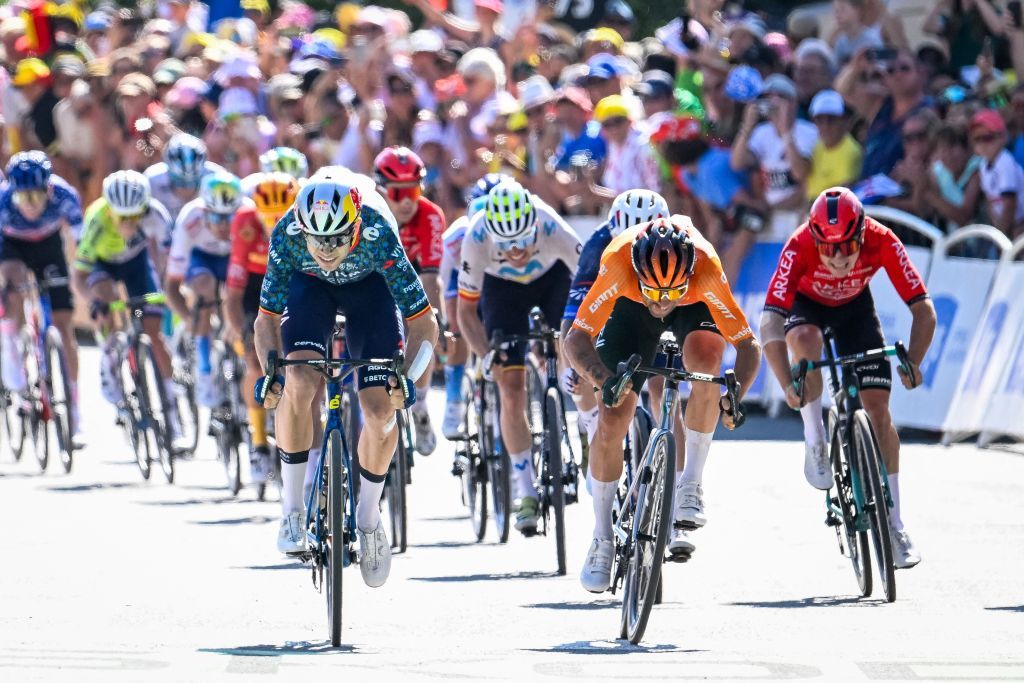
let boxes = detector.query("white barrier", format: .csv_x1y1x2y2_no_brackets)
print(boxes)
942,236,1024,444
890,226,1012,430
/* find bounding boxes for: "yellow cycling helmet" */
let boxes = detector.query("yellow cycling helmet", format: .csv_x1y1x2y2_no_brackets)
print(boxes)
253,172,300,224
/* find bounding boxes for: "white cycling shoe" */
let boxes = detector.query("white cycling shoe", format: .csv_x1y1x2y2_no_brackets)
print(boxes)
442,401,466,440
674,480,707,528
196,370,220,409
580,538,615,593
411,405,436,455
668,525,696,555
100,356,123,405
357,519,392,588
277,510,306,555
804,441,833,490
890,524,921,569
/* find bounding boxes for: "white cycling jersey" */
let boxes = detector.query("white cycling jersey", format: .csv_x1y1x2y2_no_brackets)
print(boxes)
144,161,227,220
167,196,255,278
439,215,469,298
457,198,581,299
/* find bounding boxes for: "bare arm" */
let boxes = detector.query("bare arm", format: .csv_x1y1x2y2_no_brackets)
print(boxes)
974,0,1009,36
405,0,479,43
901,298,937,388
404,308,440,378
457,298,490,359
565,327,614,390
731,337,762,402
224,287,246,341
996,192,1018,236
163,275,189,328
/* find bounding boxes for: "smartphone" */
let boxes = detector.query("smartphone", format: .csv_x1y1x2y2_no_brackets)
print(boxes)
756,98,774,118
1010,1,1023,29
868,47,898,63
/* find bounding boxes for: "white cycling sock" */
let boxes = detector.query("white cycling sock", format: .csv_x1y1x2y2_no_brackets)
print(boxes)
681,428,714,485
888,473,903,531
577,405,599,445
589,472,617,541
304,447,321,492
510,448,535,500
356,472,386,532
280,460,305,515
800,396,827,447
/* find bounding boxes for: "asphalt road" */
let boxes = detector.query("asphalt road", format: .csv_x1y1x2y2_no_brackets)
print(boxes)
2,348,1023,682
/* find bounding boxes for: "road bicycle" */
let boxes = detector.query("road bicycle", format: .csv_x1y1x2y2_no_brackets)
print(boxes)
607,340,740,644
494,307,581,575
7,276,75,473
209,338,249,495
106,293,177,482
792,329,910,603
263,348,407,647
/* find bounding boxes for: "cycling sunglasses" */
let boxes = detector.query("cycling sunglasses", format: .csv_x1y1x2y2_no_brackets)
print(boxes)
383,184,421,203
115,210,147,221
304,231,354,252
13,189,47,206
640,282,689,302
207,211,232,224
495,232,536,254
815,238,862,258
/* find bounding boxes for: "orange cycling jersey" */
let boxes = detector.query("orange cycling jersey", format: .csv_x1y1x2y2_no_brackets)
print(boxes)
573,225,754,344
227,205,268,290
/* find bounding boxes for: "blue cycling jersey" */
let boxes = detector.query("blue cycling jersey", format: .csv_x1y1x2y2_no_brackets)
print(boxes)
259,204,430,319
562,221,613,323
0,175,83,241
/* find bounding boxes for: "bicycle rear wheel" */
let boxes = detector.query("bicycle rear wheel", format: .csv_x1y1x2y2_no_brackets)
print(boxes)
43,327,73,473
6,390,25,462
120,345,152,480
325,429,346,646
384,412,409,553
460,371,487,540
482,381,511,543
827,409,871,597
853,410,896,603
545,388,567,576
171,332,200,458
137,336,175,484
22,334,48,473
620,430,675,645
525,356,544,438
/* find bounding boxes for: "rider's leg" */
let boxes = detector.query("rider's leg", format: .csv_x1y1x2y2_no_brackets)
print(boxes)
678,330,726,484
276,356,321,515
496,366,534,499
303,382,325,502
862,388,902,526
189,271,217,371
442,296,468,439
354,385,397,532
88,276,123,404
0,260,28,390
786,323,827,446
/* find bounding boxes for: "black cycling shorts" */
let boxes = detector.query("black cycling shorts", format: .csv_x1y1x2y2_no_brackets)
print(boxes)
596,298,721,393
783,289,892,391
480,261,571,368
0,231,73,311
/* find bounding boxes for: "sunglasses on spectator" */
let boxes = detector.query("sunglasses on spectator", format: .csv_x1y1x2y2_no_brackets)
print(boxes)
383,184,421,202
972,132,1001,144
601,116,629,128
885,63,914,75
815,238,862,258
640,282,688,302
304,231,353,252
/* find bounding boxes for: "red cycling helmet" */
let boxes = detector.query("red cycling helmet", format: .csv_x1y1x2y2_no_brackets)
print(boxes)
373,146,425,185
631,216,697,291
808,187,864,244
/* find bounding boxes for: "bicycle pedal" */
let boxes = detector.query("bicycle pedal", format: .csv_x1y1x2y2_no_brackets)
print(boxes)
673,520,699,531
665,549,693,563
825,512,842,527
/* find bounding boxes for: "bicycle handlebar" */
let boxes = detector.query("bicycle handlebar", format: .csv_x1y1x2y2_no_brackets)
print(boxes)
107,292,167,312
264,349,408,401
791,341,912,402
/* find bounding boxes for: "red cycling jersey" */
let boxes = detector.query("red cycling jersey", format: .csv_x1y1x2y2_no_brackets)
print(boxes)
764,216,928,313
227,205,268,290
398,197,445,272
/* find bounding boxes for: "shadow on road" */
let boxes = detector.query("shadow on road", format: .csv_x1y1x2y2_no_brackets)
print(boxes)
418,515,469,522
0,470,40,479
180,484,235,492
985,605,1024,612
727,595,884,608
524,640,697,655
200,642,355,656
408,540,502,549
233,562,304,571
523,599,619,611
192,516,276,526
138,497,240,507
410,570,560,583
45,482,135,493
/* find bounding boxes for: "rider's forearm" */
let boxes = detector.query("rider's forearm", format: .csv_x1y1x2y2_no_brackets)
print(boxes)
253,312,282,374
763,339,793,391
71,269,91,303
732,337,762,401
457,300,489,358
565,328,612,388
404,309,439,380
907,298,937,366
420,273,442,312
164,278,188,322
224,289,246,338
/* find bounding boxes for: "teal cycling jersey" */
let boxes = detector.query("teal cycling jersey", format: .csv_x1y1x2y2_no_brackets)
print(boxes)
259,204,430,319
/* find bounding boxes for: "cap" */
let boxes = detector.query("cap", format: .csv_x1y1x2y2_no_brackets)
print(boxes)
219,86,259,119
85,11,112,32
268,73,304,101
725,65,763,103
728,14,767,41
555,86,593,112
52,55,87,79
582,27,624,51
409,29,444,54
413,118,445,151
594,94,630,122
214,51,261,84
519,74,554,110
474,0,503,13
762,73,797,99
794,38,837,75
633,70,674,99
12,58,50,87
970,109,1007,135
240,0,271,13
165,76,209,109
809,89,846,117
586,52,627,80
764,32,793,63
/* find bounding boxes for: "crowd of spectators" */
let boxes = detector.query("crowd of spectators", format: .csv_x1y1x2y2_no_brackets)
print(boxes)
1,0,1024,283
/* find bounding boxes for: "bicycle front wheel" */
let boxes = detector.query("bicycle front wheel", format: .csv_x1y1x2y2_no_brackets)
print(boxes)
461,371,487,540
620,430,675,645
853,410,895,603
43,327,73,473
137,336,175,484
6,389,25,462
325,429,346,646
482,381,511,543
827,409,871,597
545,388,567,576
384,412,409,553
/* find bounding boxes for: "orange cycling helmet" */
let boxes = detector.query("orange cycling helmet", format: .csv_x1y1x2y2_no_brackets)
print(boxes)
631,216,697,290
253,172,300,220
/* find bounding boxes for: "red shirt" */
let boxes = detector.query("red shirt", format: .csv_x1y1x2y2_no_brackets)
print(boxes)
398,197,445,272
764,217,928,313
227,205,268,290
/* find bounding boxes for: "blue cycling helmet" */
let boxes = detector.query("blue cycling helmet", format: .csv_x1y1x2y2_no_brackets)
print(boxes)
164,133,208,184
467,173,508,215
6,151,52,191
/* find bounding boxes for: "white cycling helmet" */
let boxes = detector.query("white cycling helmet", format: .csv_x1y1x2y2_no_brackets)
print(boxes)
484,180,536,242
293,177,362,236
164,133,208,184
200,171,243,215
609,190,670,236
103,170,151,217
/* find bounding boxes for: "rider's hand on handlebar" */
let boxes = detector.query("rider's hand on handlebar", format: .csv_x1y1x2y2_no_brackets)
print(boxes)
784,383,802,410
601,375,629,408
560,367,581,396
898,361,921,390
719,395,745,430
387,374,417,410
254,373,284,409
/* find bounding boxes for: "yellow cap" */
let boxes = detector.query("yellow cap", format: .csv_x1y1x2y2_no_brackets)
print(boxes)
12,58,50,87
335,3,362,32
313,27,347,51
594,94,630,123
584,27,624,50
240,0,270,13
